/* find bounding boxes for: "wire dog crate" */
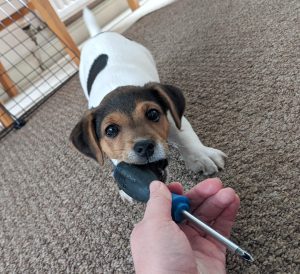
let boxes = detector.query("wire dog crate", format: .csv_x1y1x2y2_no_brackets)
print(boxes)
0,0,80,136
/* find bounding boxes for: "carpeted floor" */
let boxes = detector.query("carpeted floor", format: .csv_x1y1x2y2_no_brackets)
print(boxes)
1,0,299,273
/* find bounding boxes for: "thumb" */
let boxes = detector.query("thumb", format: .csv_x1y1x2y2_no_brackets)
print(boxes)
143,181,172,221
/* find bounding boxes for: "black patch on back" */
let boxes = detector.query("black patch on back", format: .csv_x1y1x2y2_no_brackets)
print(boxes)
87,54,108,95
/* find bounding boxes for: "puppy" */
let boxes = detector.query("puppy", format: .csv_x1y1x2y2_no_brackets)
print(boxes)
70,9,226,200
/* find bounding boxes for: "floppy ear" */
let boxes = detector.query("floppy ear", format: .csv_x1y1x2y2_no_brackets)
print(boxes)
70,110,104,165
147,83,186,129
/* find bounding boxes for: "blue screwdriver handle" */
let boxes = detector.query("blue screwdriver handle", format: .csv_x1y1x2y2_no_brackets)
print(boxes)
171,193,191,223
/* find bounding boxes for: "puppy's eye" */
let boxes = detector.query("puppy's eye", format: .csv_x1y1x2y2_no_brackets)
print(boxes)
105,124,119,138
146,109,160,122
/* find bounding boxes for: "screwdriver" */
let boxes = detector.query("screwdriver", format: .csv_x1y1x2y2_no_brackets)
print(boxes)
113,161,254,262
171,193,254,262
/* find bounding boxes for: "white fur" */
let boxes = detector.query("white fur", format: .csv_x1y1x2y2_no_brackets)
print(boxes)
81,9,226,176
80,9,159,109
119,190,133,203
168,113,226,175
83,8,102,37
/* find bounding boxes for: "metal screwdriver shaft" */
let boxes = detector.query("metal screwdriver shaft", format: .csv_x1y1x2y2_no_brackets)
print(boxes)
181,210,254,262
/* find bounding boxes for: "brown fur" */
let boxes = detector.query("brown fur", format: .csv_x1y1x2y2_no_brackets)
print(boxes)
100,101,169,162
70,83,185,165
147,84,182,129
70,110,104,164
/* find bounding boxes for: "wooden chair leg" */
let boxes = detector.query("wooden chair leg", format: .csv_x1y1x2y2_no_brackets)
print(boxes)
28,0,80,66
0,102,14,128
0,62,18,97
127,0,140,11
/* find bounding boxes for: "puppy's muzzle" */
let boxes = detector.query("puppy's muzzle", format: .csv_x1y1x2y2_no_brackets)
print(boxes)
134,140,155,158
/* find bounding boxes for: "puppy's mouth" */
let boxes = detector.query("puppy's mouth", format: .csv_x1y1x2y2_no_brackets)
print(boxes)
113,159,169,202
126,142,167,166
139,158,168,182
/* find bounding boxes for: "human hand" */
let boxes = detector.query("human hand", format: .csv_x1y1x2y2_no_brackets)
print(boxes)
130,178,240,274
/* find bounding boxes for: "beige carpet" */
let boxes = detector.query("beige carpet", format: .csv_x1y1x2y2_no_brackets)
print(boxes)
1,0,299,273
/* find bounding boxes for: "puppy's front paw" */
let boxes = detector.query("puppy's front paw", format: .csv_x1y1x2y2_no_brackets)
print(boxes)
183,146,227,175
119,190,133,203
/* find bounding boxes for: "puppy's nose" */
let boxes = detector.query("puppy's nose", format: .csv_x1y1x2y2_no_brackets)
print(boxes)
134,140,155,158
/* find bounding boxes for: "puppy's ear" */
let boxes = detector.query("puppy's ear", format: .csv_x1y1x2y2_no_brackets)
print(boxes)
70,110,104,165
147,83,185,129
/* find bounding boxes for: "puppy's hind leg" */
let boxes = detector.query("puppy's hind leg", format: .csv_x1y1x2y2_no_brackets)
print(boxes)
168,114,227,175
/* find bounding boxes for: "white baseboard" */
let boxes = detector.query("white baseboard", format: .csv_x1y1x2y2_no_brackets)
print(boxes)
68,0,131,45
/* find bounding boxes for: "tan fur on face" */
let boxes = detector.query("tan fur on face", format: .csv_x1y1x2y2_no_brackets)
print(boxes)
99,101,170,162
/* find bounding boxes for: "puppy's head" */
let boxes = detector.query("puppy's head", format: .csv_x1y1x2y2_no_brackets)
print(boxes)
70,83,185,168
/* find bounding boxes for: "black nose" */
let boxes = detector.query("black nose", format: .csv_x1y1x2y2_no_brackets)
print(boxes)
134,140,155,158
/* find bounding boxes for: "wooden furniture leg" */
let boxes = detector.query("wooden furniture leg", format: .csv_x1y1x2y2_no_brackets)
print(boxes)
0,6,30,31
0,62,18,97
28,0,80,66
127,0,140,11
0,102,14,128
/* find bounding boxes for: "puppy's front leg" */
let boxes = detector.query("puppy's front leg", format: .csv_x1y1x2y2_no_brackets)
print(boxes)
168,114,226,175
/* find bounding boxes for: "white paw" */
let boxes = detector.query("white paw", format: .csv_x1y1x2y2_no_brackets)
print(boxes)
119,190,134,203
183,146,227,175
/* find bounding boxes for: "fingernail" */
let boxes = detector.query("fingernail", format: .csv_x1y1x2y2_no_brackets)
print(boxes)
150,180,162,193
150,181,171,201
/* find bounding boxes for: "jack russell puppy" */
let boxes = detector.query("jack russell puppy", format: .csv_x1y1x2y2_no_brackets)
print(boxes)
70,8,226,200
